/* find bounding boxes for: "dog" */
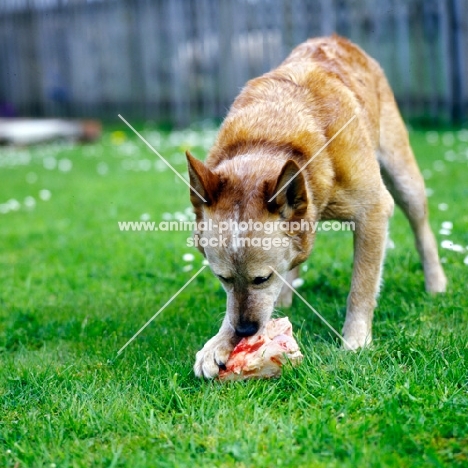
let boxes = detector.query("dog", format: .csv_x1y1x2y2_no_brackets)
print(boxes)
186,35,447,378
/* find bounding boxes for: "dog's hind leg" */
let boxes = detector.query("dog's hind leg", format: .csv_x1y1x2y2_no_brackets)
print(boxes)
378,86,446,293
276,266,299,307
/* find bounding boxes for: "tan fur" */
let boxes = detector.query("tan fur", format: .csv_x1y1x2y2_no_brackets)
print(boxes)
187,35,447,378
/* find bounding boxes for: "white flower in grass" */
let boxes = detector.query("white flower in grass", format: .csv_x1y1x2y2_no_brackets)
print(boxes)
463,256,468,265
97,162,108,175
441,240,453,250
386,238,395,249
39,189,52,201
174,211,187,221
439,229,451,236
422,169,432,179
425,131,439,145
0,204,9,214
292,278,304,288
24,196,36,209
457,129,468,142
301,264,308,272
7,199,20,211
140,213,151,221
202,259,210,266
182,264,193,272
441,257,447,264
441,221,453,230
440,240,464,253
183,253,195,262
444,151,456,162
162,212,173,221
425,188,434,197
58,158,72,172
43,157,57,170
438,203,448,211
154,160,166,172
139,159,152,171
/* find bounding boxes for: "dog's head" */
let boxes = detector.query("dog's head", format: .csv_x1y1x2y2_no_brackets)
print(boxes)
186,151,315,337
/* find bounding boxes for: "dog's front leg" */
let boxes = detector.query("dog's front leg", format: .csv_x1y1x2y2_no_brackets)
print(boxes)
342,194,394,350
194,315,240,378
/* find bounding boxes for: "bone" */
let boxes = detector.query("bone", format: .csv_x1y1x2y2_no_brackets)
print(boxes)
218,317,303,381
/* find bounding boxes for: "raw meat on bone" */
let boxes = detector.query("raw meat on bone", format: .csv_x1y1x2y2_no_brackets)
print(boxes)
219,317,303,381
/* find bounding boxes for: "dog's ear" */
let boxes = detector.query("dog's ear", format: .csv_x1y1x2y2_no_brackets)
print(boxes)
268,159,308,218
186,150,220,207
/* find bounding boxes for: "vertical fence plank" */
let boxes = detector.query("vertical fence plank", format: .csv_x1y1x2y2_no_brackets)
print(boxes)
394,0,412,119
320,0,335,36
448,0,465,123
166,0,189,127
437,0,452,122
462,0,468,119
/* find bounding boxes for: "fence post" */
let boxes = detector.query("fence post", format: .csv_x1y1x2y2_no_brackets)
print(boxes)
448,0,465,123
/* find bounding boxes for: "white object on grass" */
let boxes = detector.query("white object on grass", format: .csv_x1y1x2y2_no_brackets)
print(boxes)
58,159,72,172
439,229,451,236
43,157,57,170
441,240,453,250
97,162,109,175
39,189,52,201
24,196,36,209
6,199,20,211
291,278,305,288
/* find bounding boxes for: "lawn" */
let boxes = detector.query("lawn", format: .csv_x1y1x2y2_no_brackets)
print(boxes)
0,123,467,467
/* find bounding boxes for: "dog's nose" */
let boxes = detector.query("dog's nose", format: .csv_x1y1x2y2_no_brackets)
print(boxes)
235,322,259,337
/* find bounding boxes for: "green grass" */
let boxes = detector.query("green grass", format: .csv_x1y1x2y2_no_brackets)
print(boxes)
0,125,467,467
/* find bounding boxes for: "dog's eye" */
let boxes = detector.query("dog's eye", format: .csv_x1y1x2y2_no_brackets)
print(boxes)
252,274,272,285
218,275,233,283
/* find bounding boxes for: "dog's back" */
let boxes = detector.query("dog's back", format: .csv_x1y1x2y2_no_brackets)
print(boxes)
207,35,389,217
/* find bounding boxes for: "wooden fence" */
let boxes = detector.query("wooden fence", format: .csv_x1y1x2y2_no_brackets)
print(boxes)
0,0,466,126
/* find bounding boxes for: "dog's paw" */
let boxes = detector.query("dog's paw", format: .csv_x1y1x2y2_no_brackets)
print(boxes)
425,267,447,294
342,333,372,351
194,334,235,379
342,320,372,351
